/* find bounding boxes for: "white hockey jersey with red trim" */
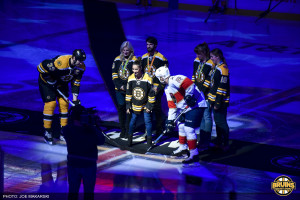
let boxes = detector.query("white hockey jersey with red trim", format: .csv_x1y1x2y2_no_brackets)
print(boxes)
165,75,207,120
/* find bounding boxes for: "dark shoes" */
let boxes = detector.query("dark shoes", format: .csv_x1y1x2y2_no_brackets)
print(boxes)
127,134,133,147
147,136,152,147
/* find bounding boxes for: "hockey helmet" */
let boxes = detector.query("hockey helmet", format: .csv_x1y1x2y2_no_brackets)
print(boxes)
155,66,170,83
72,49,86,62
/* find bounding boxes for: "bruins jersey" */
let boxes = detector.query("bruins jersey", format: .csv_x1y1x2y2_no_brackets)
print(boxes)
37,55,85,95
192,58,214,98
112,56,137,91
207,62,230,109
126,73,155,114
141,51,168,93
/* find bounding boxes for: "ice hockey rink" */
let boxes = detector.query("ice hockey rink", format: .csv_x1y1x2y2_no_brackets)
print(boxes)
1,0,300,199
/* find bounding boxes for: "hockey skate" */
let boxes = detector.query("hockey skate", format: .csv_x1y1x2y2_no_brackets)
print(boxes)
182,149,200,167
58,135,65,142
44,130,54,145
55,127,66,142
171,145,190,158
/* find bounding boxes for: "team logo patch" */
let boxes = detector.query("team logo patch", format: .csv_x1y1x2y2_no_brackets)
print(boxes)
57,61,62,66
118,67,130,80
61,75,73,82
176,76,182,83
145,65,156,78
271,175,296,196
75,69,80,75
47,63,55,71
133,87,145,100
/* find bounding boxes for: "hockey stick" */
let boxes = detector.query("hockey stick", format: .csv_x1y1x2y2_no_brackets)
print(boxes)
57,88,75,107
94,125,126,149
146,106,189,152
57,88,127,149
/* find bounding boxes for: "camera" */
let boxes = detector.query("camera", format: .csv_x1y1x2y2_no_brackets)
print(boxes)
69,105,100,126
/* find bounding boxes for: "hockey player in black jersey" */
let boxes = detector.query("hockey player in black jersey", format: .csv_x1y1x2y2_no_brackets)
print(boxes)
37,49,86,145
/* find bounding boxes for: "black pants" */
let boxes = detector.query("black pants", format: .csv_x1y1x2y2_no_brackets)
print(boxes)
213,106,229,146
116,91,131,136
152,90,166,135
67,165,97,200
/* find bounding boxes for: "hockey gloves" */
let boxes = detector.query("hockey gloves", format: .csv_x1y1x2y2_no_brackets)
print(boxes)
165,120,176,134
184,95,197,107
72,100,81,106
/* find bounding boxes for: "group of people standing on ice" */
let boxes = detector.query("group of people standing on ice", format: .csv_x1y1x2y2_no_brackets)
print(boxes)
112,37,230,164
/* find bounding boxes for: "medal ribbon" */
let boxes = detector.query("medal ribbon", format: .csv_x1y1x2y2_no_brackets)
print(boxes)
210,61,223,85
147,53,156,74
121,59,130,74
197,62,205,79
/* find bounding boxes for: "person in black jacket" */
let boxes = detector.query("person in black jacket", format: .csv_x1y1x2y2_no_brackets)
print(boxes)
112,41,137,139
126,58,155,147
208,48,230,151
192,42,215,150
63,105,104,200
141,36,168,138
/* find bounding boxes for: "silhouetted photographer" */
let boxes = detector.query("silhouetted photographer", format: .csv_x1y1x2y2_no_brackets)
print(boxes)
63,105,104,200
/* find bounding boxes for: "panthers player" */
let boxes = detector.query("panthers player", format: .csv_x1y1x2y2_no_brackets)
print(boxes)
155,66,207,164
37,49,86,145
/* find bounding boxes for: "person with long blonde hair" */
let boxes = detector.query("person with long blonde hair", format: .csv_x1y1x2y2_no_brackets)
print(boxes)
112,41,137,139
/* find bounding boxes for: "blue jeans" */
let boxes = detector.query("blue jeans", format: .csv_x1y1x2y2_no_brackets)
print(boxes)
128,111,152,136
200,101,212,133
213,106,229,146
